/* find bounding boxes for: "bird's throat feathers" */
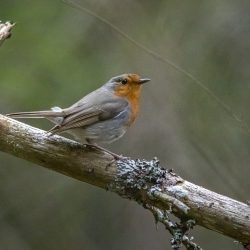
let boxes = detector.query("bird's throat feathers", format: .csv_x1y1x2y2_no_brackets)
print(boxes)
114,84,142,125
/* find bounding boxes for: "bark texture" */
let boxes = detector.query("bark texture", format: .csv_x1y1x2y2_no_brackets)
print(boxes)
0,114,249,247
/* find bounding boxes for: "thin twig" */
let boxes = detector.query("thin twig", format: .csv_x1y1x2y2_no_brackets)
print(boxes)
148,206,202,250
0,21,15,46
62,0,250,134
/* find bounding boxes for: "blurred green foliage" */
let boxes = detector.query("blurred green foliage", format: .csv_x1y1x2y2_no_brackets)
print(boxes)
0,0,250,249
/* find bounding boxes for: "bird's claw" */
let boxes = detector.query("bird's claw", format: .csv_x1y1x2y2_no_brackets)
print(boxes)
84,143,126,160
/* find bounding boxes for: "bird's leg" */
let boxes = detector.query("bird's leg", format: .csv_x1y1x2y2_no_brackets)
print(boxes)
85,141,125,160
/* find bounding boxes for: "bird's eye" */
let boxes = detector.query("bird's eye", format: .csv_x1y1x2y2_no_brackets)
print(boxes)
121,79,128,85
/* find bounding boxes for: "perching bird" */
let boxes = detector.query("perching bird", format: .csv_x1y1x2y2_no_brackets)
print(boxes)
7,73,150,157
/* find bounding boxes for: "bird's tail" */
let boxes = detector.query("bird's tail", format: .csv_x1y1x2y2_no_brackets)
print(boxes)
6,110,63,119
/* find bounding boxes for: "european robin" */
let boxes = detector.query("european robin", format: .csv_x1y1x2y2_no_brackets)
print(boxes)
7,73,150,158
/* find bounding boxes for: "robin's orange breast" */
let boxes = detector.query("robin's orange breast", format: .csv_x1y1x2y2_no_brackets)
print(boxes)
114,83,142,125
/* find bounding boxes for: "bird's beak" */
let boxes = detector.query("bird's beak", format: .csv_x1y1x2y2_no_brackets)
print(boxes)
139,78,151,84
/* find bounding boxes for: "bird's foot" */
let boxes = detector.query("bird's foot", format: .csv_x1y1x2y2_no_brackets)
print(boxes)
85,144,126,160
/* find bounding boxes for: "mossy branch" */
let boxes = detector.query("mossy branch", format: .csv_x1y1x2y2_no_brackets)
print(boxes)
0,114,249,249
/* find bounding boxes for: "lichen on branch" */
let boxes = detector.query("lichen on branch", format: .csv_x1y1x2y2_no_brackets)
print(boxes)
0,115,250,249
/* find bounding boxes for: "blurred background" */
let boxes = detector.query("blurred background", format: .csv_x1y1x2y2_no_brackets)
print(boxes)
0,0,250,249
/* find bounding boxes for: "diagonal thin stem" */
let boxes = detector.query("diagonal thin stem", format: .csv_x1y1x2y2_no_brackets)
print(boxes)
63,0,250,134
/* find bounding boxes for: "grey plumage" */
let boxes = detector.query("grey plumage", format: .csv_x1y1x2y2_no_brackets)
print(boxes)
7,81,131,144
7,73,150,144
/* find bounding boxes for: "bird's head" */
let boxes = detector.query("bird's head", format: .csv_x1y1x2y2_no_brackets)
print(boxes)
105,73,150,99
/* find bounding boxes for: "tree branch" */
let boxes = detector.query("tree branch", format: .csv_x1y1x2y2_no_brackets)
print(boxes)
0,21,15,46
0,114,249,249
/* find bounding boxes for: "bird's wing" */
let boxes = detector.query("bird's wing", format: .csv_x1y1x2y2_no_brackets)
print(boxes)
49,93,128,134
